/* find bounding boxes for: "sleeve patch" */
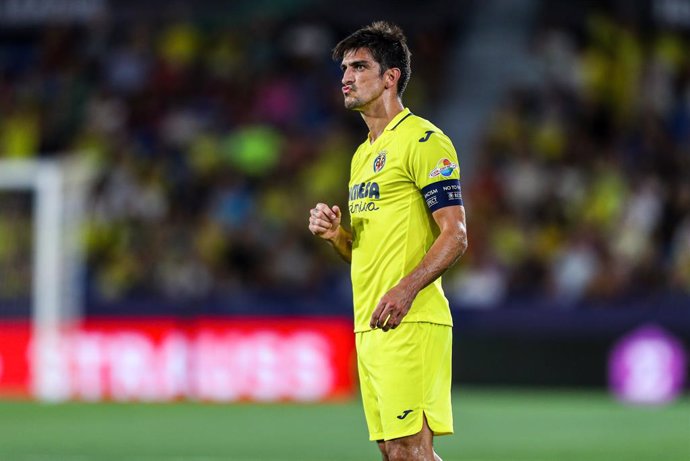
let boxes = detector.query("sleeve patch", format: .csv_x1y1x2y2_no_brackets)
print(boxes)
421,179,463,212
428,158,458,178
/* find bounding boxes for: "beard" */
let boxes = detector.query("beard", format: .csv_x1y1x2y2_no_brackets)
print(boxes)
344,94,366,111
344,97,362,110
343,86,365,110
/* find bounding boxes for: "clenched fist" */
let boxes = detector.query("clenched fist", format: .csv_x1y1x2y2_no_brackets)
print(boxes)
308,203,342,241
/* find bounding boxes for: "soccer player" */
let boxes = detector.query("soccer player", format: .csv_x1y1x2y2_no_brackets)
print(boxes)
308,21,467,461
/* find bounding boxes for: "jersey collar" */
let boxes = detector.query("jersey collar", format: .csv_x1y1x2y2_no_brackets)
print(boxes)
366,107,412,144
385,107,412,132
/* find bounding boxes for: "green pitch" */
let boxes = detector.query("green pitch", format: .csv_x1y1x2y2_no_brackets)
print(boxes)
0,388,688,461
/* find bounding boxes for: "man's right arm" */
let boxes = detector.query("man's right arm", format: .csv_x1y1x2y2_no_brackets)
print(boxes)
308,203,352,263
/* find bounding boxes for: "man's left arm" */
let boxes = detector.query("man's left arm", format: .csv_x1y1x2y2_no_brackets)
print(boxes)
369,205,468,331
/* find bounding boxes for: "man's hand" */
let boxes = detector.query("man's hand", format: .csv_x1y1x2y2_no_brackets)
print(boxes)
369,281,419,332
369,205,467,332
309,203,342,241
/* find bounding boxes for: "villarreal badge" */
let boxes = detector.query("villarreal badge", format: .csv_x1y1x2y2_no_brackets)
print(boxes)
373,151,387,173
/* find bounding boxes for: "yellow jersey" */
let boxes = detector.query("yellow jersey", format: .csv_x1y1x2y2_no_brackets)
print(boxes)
348,108,463,332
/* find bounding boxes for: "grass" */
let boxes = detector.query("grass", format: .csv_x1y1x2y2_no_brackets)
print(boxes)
0,388,688,461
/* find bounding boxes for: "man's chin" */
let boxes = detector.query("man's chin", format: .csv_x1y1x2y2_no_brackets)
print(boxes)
344,99,363,110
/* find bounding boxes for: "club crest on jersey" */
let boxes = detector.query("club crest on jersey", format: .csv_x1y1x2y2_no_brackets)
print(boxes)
429,158,457,178
373,151,387,173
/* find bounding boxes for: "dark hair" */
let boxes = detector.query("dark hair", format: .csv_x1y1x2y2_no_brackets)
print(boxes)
332,21,412,97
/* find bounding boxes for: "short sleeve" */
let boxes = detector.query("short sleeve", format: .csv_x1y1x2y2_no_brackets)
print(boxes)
407,130,464,212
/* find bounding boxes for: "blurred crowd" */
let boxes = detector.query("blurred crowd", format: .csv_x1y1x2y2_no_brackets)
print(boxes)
450,12,690,308
1,4,689,314
0,8,456,314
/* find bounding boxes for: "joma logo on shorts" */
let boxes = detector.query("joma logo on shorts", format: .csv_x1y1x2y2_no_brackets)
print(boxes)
396,409,413,420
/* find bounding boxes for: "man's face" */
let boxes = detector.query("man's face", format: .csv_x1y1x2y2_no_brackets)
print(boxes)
340,48,386,111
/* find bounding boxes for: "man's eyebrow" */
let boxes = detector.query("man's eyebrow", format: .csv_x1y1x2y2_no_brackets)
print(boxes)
341,60,370,69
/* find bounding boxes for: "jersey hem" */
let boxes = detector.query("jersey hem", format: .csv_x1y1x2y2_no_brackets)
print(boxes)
353,319,453,334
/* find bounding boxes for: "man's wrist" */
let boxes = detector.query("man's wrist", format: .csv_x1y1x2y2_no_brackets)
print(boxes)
399,274,423,296
327,226,342,244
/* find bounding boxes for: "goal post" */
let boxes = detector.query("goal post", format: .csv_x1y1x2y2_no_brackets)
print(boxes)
0,157,92,400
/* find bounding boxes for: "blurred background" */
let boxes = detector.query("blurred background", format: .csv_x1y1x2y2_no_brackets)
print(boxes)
0,0,689,459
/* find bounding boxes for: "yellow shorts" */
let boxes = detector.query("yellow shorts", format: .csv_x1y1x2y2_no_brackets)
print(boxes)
355,322,453,441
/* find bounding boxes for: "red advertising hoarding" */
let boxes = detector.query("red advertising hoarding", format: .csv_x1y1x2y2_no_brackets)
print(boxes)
0,317,356,402
0,321,31,397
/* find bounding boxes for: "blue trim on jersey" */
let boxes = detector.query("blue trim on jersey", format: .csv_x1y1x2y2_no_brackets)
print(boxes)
421,179,463,212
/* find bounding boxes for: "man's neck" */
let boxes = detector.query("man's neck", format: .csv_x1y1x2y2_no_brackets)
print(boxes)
361,98,405,144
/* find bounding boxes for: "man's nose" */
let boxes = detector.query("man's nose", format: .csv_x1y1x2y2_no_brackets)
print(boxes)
342,68,354,85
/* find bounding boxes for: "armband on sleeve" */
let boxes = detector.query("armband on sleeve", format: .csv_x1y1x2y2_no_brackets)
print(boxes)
421,179,464,212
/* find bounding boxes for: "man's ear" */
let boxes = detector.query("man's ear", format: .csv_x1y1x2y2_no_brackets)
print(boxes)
384,67,401,90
